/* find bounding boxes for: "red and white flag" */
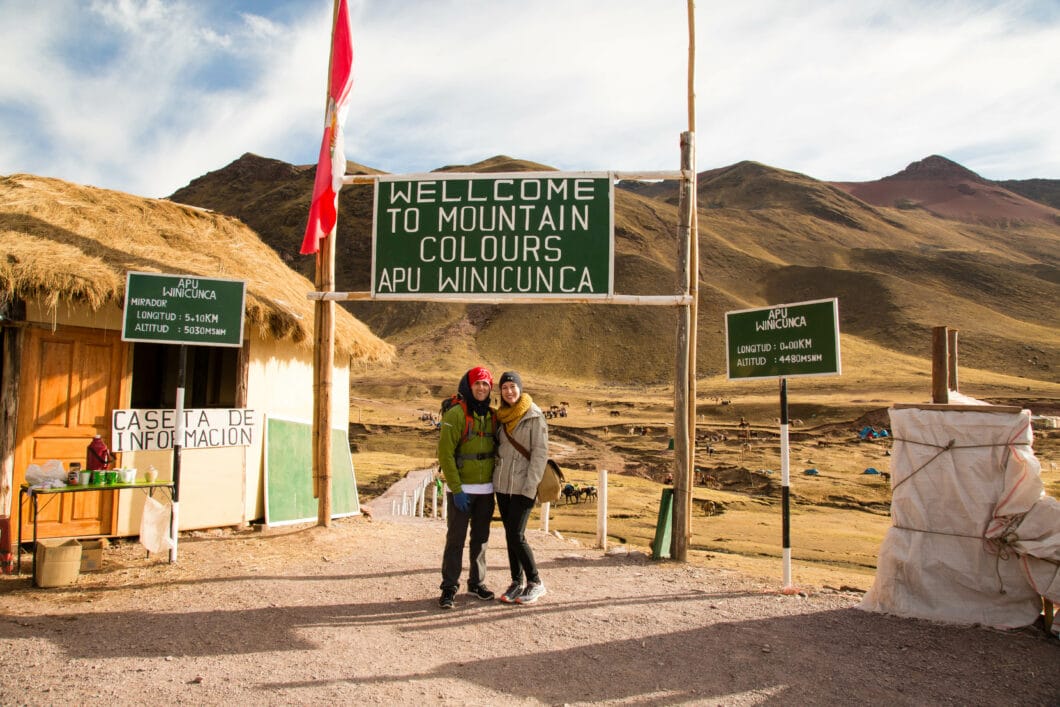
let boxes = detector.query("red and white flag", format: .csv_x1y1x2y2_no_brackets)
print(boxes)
300,0,355,255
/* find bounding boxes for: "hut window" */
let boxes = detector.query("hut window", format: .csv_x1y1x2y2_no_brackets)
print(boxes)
131,343,239,408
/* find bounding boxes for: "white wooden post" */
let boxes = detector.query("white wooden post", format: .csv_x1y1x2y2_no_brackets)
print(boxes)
597,469,608,550
401,491,409,516
781,411,792,589
432,481,438,518
541,502,551,533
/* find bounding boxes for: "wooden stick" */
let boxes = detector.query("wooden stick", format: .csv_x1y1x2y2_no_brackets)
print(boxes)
671,130,693,562
891,403,1022,413
341,170,689,187
308,292,692,305
0,299,25,521
931,326,949,404
947,328,959,392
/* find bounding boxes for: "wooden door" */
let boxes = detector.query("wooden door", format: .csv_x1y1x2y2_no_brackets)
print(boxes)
15,325,126,539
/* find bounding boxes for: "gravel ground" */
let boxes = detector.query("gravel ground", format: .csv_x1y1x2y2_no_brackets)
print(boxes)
0,515,1056,706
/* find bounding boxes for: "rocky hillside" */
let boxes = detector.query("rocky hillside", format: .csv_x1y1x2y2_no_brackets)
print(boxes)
831,155,1060,226
169,154,1060,386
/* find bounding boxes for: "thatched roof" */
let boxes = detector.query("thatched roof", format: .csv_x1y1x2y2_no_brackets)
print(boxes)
0,173,393,363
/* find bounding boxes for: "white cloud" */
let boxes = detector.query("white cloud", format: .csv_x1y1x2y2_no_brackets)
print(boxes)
89,0,170,32
694,0,1060,180
0,0,1056,198
346,1,688,173
240,13,281,40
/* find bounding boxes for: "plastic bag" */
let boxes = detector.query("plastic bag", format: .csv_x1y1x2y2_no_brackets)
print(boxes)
139,496,174,554
24,464,43,486
26,461,67,488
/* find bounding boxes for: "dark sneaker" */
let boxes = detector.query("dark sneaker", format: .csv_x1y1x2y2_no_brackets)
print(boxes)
468,584,495,601
499,582,525,604
516,582,546,605
439,588,456,609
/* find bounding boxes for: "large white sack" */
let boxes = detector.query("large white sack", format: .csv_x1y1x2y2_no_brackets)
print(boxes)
861,526,1042,629
859,405,1059,628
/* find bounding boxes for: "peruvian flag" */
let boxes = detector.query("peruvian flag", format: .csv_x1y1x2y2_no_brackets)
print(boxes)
300,0,355,255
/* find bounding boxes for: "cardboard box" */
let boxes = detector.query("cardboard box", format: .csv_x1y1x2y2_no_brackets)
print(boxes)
79,539,107,572
34,539,82,588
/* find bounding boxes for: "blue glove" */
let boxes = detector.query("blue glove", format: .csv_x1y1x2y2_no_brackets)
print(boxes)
453,491,471,513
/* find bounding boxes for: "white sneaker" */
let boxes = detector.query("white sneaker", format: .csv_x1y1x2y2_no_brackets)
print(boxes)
516,581,546,604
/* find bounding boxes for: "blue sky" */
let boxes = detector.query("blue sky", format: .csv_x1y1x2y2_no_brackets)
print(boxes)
1,0,1057,198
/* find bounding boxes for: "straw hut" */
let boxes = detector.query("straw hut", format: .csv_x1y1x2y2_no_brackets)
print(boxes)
0,173,392,540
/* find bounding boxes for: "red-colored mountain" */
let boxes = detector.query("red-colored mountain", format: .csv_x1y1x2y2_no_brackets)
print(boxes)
831,155,1060,226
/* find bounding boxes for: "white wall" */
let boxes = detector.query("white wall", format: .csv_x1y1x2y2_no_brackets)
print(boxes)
243,337,351,523
113,446,246,534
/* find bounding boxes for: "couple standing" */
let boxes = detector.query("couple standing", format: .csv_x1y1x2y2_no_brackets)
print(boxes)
437,366,547,610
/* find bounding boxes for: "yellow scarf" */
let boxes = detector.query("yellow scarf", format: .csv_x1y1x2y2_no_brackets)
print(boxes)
496,393,533,435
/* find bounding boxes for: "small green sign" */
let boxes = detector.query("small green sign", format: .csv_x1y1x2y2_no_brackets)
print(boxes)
371,172,614,298
122,272,246,347
725,298,841,380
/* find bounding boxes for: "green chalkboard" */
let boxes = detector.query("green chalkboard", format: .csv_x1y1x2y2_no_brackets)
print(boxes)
263,416,360,526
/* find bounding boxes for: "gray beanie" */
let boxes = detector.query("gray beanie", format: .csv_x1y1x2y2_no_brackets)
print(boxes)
498,370,523,394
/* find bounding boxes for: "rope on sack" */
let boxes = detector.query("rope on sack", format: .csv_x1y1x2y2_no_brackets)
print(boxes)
984,514,1060,596
888,438,955,492
889,523,979,541
886,514,1026,596
889,435,1031,595
888,437,1024,492
983,512,1027,595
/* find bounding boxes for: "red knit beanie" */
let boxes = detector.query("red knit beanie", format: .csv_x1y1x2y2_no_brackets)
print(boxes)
467,366,493,388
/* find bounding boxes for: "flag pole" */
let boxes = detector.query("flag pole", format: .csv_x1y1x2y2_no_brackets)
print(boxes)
314,210,335,527
313,0,343,527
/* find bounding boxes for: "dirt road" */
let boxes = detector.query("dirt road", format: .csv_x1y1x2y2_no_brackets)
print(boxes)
0,516,1056,705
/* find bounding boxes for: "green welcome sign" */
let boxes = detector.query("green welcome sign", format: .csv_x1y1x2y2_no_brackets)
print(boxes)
725,298,841,379
371,172,614,298
122,271,246,347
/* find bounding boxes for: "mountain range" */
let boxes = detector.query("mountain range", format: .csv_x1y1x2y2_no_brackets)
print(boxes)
169,154,1059,387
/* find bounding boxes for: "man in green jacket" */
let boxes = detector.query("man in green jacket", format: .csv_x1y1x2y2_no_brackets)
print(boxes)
438,366,497,609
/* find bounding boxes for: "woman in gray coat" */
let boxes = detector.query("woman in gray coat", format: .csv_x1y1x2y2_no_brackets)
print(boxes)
493,371,549,604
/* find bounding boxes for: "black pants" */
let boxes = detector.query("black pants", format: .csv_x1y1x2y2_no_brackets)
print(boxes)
495,492,540,585
440,492,494,591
